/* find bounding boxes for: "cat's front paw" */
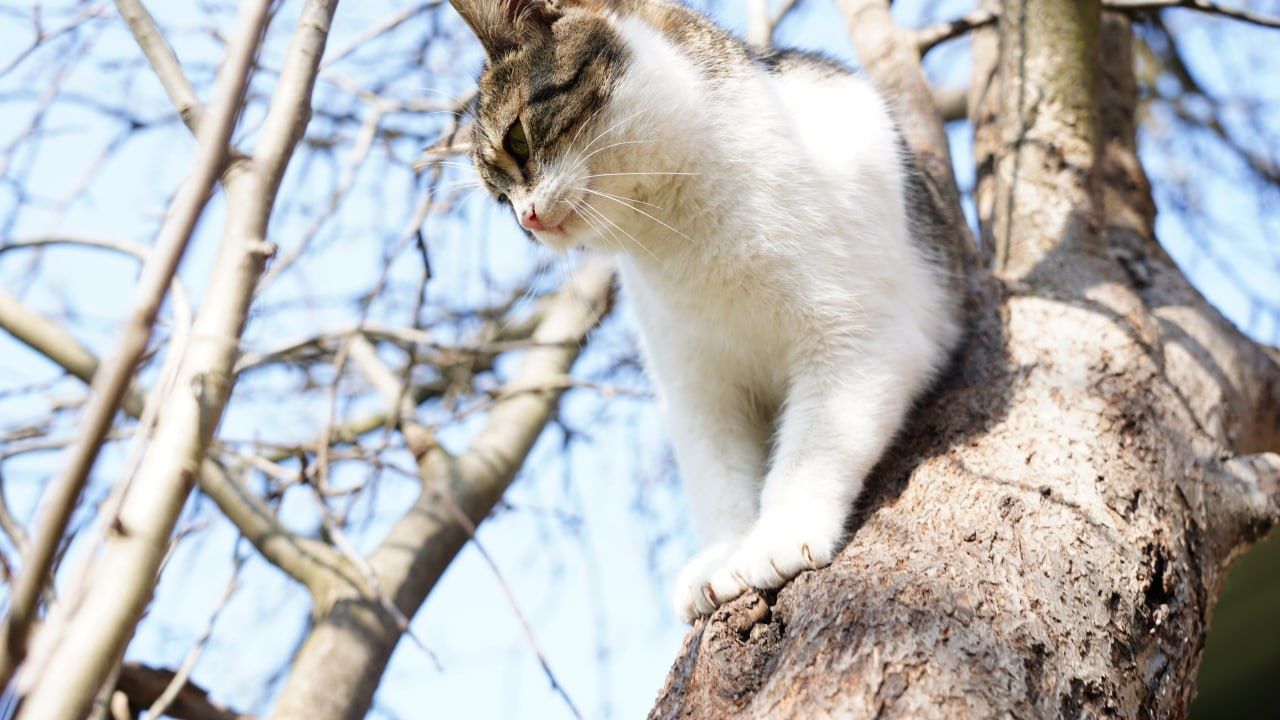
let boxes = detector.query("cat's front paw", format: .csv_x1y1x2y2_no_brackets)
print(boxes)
708,511,842,595
672,540,739,624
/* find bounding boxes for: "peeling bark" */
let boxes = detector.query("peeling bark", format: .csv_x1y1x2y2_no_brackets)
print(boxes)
649,4,1280,718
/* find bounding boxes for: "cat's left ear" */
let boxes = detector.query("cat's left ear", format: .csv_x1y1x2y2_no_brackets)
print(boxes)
449,0,563,58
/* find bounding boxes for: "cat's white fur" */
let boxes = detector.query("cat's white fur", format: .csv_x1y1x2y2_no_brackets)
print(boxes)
520,15,959,622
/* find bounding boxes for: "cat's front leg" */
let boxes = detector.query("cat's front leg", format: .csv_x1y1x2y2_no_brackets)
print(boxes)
663,376,768,622
702,355,915,604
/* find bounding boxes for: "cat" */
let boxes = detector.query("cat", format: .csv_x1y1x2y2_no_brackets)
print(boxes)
448,0,962,622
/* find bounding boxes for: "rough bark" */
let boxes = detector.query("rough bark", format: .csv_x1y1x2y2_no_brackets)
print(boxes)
649,3,1280,719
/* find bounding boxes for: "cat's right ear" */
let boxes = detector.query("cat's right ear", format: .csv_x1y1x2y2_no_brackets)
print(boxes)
449,0,559,58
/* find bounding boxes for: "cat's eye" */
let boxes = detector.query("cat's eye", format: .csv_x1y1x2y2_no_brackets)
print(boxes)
503,120,530,165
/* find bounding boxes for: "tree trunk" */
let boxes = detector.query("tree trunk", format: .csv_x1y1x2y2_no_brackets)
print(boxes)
649,4,1280,718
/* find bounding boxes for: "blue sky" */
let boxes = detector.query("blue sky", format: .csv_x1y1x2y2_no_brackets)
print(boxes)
1,1,1277,718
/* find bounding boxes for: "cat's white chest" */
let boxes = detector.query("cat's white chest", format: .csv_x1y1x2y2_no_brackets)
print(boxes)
618,253,797,395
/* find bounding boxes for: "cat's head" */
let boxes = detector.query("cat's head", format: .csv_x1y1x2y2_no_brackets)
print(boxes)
450,0,671,252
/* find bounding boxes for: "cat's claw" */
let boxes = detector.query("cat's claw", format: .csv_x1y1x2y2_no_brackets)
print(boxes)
707,512,841,596
672,540,739,623
674,513,843,622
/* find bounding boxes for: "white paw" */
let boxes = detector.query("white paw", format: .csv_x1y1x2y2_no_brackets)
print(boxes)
672,540,739,624
707,510,842,594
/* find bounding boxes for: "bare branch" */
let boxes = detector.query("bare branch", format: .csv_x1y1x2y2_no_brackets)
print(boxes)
0,234,193,331
200,459,352,594
256,102,385,292
1105,0,1280,30
404,460,582,719
144,554,242,719
270,258,614,720
747,0,803,47
931,85,968,123
114,663,250,720
11,1,337,714
112,0,206,132
321,1,442,68
0,468,30,557
0,0,271,693
916,8,997,54
0,287,345,591
0,287,141,412
0,4,109,80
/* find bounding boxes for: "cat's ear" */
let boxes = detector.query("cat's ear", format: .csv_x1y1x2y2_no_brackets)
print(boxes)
449,0,562,58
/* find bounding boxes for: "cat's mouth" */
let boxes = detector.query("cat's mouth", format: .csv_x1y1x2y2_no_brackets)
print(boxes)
532,220,567,235
527,207,582,248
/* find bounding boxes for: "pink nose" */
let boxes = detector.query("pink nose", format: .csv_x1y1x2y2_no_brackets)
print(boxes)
519,207,546,231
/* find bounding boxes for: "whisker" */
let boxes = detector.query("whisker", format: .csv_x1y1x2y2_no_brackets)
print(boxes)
577,186,663,211
566,108,653,178
503,256,554,334
582,171,702,179
577,199,662,263
413,86,469,102
576,108,648,159
567,103,610,155
562,107,650,178
435,180,484,192
567,197,612,245
578,187,692,243
567,198,615,250
577,138,658,164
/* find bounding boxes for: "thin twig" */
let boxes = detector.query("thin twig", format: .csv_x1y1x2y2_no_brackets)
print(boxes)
381,460,580,716
144,551,244,719
0,234,192,331
916,8,998,54
0,4,109,80
315,507,443,671
320,1,443,68
1104,0,1280,30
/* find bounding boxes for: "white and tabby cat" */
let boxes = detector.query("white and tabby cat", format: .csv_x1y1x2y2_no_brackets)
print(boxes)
449,0,961,622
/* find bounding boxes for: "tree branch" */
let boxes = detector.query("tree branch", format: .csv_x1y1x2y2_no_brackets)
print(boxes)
114,662,251,720
0,234,193,331
270,258,614,720
320,1,442,68
12,2,335,716
916,8,997,54
0,0,271,693
0,286,362,595
930,85,968,123
747,0,802,47
0,288,144,416
112,0,208,132
1104,0,1280,30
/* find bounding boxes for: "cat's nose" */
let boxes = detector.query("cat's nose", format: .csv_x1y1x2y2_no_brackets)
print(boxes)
519,206,546,231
